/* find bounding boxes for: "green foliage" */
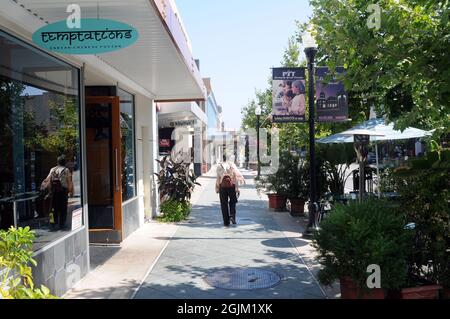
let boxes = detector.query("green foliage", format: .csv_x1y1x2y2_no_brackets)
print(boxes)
313,200,412,290
306,0,450,137
154,155,201,203
0,227,57,299
31,98,79,159
318,144,356,196
158,200,192,223
393,150,450,286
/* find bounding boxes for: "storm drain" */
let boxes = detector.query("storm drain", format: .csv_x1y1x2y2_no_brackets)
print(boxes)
204,268,282,290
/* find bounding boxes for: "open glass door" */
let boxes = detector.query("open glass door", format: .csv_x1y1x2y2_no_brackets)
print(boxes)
85,96,123,243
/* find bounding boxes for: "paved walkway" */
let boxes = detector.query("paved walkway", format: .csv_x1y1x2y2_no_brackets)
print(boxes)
134,168,330,299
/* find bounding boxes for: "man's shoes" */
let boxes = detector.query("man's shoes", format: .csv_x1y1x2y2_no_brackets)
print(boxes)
224,224,230,228
230,217,237,225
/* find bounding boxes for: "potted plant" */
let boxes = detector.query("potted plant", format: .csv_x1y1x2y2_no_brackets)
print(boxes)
313,200,412,299
154,154,201,222
285,154,309,216
389,150,449,299
256,151,293,211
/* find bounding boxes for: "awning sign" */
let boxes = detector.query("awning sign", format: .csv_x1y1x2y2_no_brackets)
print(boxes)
32,19,139,55
316,67,348,122
272,68,307,123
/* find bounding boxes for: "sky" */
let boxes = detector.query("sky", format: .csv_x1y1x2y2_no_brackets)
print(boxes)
176,0,313,130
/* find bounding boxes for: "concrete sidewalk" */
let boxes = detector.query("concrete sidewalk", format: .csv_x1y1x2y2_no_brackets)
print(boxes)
134,168,332,299
63,167,215,299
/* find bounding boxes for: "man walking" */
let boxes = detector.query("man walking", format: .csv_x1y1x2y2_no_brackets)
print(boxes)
216,155,245,227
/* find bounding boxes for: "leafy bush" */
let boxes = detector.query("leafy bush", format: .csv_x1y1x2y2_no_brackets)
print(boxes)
313,200,412,290
154,155,200,203
0,227,57,299
393,150,450,287
256,151,292,196
158,200,192,223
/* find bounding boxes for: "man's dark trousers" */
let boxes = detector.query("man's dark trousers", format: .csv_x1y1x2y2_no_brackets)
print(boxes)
219,186,237,226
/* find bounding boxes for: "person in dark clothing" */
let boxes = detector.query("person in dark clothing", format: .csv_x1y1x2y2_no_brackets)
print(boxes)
42,155,74,231
216,155,245,227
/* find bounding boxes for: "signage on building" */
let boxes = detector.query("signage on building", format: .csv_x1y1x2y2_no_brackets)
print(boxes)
316,67,348,122
272,68,306,123
169,120,196,127
32,19,139,55
71,209,83,231
159,139,171,148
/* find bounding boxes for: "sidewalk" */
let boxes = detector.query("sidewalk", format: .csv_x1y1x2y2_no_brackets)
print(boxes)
134,167,333,299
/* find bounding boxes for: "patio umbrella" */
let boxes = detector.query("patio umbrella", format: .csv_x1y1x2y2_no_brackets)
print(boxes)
317,118,432,144
318,118,433,197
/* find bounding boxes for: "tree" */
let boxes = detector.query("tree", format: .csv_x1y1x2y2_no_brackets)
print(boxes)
305,0,450,137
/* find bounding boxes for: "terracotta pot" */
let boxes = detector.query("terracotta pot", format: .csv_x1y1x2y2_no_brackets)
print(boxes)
289,198,306,217
267,194,286,211
393,285,442,299
340,277,387,299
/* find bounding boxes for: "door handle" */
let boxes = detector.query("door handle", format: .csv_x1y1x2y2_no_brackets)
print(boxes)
115,148,119,192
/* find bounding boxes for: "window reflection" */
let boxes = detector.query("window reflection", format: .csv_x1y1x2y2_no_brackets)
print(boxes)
118,88,136,202
0,31,82,250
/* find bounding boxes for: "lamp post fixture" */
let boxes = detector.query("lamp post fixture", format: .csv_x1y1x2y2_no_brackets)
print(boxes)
255,106,262,179
302,29,319,236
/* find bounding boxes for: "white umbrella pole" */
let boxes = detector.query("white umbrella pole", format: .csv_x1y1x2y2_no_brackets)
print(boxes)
375,141,381,198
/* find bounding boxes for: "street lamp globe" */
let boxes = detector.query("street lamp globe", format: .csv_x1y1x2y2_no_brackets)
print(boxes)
302,29,318,50
255,106,262,116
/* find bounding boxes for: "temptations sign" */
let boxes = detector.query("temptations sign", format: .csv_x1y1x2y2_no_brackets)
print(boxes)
272,68,306,123
315,67,348,122
32,19,139,55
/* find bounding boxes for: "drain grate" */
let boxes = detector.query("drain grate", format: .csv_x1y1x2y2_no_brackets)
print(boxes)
204,268,281,290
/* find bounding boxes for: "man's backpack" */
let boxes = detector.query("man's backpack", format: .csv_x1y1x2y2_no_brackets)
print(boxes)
51,168,66,194
220,163,235,189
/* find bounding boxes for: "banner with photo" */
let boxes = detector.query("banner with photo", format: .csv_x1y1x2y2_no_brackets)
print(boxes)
315,67,348,122
272,68,306,123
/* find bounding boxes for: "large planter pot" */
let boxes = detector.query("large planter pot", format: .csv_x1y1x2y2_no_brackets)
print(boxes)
389,285,442,299
340,277,387,299
267,194,286,211
289,198,306,217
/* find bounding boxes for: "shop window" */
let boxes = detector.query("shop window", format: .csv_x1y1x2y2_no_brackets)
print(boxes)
118,88,136,202
0,31,82,251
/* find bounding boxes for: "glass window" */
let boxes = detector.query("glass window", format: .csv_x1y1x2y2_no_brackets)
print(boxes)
0,31,82,251
118,88,136,201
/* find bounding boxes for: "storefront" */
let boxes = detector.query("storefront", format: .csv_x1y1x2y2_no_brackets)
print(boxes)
0,0,205,296
158,102,207,176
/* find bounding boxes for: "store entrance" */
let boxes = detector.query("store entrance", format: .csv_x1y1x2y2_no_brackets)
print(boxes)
85,96,123,243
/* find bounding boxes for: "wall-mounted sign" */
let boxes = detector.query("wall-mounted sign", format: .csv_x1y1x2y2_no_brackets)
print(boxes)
32,19,139,55
170,120,196,127
272,68,306,123
159,139,171,148
71,209,83,231
316,67,348,122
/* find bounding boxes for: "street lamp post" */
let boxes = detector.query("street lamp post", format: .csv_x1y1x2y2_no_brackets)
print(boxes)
255,106,262,179
303,30,319,236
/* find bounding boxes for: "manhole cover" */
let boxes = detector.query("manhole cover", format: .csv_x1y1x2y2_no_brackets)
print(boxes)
204,268,281,290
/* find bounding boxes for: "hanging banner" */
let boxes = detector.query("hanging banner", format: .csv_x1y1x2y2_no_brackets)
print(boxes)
272,68,306,123
32,19,139,55
315,67,348,122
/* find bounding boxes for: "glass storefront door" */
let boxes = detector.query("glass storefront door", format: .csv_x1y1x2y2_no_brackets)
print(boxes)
85,97,123,238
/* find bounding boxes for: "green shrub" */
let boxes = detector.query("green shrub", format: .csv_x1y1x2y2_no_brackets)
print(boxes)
158,200,192,223
313,200,412,290
0,227,57,299
393,150,450,287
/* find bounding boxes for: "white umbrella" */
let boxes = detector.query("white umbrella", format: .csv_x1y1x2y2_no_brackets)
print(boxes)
318,118,433,197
